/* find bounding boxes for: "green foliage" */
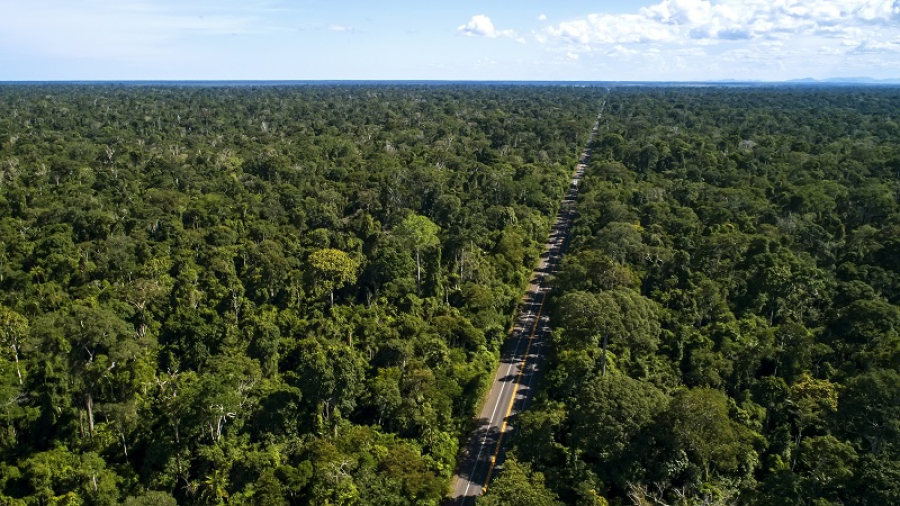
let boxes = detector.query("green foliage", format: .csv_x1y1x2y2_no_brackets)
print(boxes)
0,83,599,504
836,369,900,454
511,86,900,505
569,373,666,467
478,457,564,506
9,82,900,506
308,248,360,306
123,491,178,506
394,213,441,292
660,388,758,480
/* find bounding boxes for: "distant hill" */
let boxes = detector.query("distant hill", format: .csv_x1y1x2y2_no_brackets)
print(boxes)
788,76,900,84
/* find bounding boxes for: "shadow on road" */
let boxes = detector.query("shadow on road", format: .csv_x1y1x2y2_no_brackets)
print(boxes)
447,108,604,506
454,419,502,482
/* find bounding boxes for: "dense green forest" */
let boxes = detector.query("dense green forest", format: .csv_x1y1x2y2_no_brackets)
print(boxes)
487,86,900,506
0,83,601,505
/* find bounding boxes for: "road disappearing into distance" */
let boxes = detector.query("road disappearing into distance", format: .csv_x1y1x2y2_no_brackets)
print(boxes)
448,107,604,504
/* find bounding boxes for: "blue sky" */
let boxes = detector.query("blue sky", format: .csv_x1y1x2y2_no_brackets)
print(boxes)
1,0,899,81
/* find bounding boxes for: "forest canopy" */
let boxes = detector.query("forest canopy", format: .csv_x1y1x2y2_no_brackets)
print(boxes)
0,83,600,505
495,85,900,506
4,82,900,506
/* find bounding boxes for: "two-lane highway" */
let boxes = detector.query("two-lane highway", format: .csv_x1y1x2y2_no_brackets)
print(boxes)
448,109,602,504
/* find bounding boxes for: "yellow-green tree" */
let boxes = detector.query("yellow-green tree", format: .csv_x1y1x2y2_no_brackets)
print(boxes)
308,249,359,307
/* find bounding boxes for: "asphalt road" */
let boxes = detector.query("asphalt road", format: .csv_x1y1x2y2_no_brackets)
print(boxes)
447,113,601,505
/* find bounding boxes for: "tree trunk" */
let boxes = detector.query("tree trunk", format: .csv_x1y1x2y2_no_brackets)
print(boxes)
601,333,609,377
792,426,804,471
416,248,422,287
120,430,129,460
85,392,95,437
12,344,21,385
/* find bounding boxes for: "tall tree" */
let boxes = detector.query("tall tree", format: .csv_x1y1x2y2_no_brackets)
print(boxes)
307,248,359,307
478,457,565,506
0,305,28,385
393,214,441,290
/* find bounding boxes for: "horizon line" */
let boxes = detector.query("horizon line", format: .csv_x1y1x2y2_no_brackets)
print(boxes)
2,78,900,85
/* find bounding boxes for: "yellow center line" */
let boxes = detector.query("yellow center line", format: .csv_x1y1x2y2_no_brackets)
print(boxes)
481,286,547,490
473,128,592,497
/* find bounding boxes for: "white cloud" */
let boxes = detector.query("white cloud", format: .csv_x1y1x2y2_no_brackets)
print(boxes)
457,14,517,39
328,24,354,32
527,0,900,80
642,0,713,25
538,14,548,22
545,13,676,44
855,0,900,22
852,39,900,54
541,0,900,47
609,45,639,56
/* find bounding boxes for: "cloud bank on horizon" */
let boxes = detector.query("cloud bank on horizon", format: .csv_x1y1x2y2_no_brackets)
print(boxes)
461,0,900,80
539,0,899,45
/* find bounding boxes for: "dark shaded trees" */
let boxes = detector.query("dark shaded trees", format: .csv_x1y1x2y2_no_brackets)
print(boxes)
0,83,601,504
509,86,900,506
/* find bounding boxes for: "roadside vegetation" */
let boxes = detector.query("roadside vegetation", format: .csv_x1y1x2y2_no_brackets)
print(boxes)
0,83,600,505
493,86,900,506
